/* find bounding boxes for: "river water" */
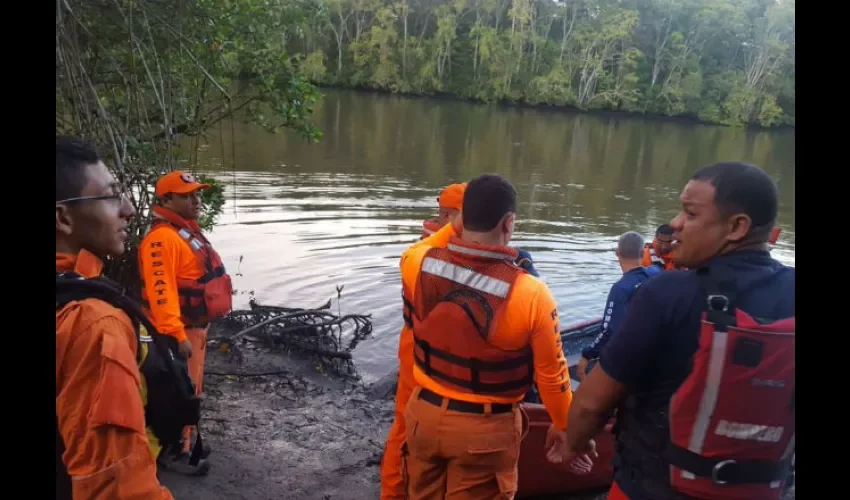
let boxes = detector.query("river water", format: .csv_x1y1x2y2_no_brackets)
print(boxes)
190,89,795,383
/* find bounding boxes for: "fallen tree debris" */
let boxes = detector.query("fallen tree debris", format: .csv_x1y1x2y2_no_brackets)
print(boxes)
208,296,373,378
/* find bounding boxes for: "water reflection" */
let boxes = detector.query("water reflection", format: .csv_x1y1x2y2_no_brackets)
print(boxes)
190,89,795,382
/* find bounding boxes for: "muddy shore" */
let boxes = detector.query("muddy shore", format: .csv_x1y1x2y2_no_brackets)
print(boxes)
158,332,794,500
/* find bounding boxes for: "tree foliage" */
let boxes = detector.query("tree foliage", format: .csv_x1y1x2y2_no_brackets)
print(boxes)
56,0,323,286
289,0,794,127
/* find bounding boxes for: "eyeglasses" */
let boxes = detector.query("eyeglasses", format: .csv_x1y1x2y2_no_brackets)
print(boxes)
56,192,129,205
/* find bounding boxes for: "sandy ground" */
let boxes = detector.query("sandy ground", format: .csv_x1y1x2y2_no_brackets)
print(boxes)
158,340,794,500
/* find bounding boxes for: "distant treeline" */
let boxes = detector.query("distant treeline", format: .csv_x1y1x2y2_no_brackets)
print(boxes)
286,0,794,128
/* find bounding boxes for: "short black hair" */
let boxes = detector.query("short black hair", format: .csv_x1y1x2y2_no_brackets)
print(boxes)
691,162,778,229
656,224,674,236
462,174,517,232
57,136,101,202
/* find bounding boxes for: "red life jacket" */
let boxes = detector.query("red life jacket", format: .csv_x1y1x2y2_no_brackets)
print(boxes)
421,218,441,239
408,238,533,399
141,206,233,326
769,226,781,245
664,270,795,499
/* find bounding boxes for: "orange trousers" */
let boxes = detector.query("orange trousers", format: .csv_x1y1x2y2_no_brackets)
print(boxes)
182,326,208,453
403,386,523,500
380,330,417,500
608,481,629,500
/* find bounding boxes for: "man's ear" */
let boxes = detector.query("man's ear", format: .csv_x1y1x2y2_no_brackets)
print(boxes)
56,205,74,237
503,212,515,233
726,213,752,243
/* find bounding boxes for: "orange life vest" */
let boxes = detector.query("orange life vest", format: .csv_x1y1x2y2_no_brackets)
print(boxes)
421,218,441,239
642,242,676,270
141,206,233,326
407,238,534,399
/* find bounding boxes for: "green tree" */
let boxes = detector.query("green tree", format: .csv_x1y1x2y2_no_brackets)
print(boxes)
56,0,322,286
290,0,794,128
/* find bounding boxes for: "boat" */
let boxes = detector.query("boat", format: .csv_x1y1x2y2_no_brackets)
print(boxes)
517,318,615,498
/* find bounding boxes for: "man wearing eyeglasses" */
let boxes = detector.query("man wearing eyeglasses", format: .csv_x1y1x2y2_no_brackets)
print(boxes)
139,170,233,468
56,136,173,499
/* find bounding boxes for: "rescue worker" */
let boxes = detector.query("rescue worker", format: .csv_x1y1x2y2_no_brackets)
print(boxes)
421,183,465,238
401,174,593,499
641,224,677,270
381,208,463,500
56,136,173,499
139,170,234,469
557,162,795,500
422,182,540,277
577,231,661,381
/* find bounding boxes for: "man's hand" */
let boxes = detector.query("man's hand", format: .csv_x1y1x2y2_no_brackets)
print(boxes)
544,424,567,464
577,357,589,381
568,453,595,475
546,423,598,466
179,339,194,358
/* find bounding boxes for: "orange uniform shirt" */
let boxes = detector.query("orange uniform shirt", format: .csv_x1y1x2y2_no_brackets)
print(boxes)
139,224,206,344
400,228,573,430
56,250,173,499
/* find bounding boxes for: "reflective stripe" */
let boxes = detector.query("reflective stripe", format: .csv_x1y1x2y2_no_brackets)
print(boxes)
681,329,728,479
175,227,205,251
421,257,510,298
423,227,435,235
447,243,514,261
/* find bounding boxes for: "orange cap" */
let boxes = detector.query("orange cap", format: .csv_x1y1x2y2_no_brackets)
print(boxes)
438,183,466,210
155,171,211,197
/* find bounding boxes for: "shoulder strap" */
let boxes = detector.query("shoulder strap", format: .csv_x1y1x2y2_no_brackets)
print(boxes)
695,266,791,329
695,267,738,330
56,274,172,360
160,221,215,274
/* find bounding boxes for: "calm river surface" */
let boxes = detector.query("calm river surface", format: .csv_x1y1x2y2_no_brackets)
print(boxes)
189,89,796,383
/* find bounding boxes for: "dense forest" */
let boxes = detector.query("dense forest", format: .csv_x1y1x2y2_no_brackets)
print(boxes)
287,0,794,127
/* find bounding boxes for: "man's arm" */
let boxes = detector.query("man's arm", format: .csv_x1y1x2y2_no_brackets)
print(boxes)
529,285,572,430
140,230,188,344
566,285,667,452
581,284,628,360
60,317,173,499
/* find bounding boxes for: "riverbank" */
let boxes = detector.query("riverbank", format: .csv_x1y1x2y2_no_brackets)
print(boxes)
316,85,796,132
159,343,391,499
159,324,795,500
